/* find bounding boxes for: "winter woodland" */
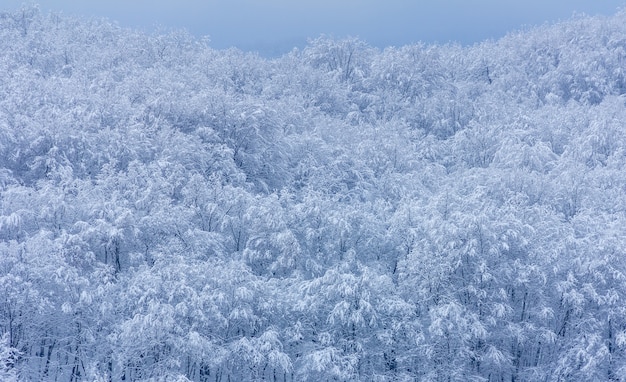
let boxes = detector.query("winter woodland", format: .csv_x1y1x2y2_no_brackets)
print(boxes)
2,5,626,381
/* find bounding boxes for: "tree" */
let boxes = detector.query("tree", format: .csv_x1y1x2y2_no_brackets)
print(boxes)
0,333,19,382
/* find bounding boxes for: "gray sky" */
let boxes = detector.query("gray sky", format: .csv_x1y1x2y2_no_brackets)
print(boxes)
4,1,626,55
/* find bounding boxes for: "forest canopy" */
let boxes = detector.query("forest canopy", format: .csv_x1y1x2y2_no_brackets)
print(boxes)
1,5,626,381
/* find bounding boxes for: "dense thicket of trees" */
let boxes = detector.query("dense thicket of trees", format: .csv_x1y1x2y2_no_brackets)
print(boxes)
1,5,626,381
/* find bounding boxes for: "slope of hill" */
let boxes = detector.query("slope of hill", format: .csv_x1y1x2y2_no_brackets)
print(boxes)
1,6,626,381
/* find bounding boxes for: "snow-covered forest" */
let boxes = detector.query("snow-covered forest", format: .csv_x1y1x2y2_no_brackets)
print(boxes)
1,5,626,381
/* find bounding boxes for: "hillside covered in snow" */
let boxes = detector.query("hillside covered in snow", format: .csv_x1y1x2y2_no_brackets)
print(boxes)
2,5,626,381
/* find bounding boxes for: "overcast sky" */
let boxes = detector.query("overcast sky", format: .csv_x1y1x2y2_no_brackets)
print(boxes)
3,1,626,55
